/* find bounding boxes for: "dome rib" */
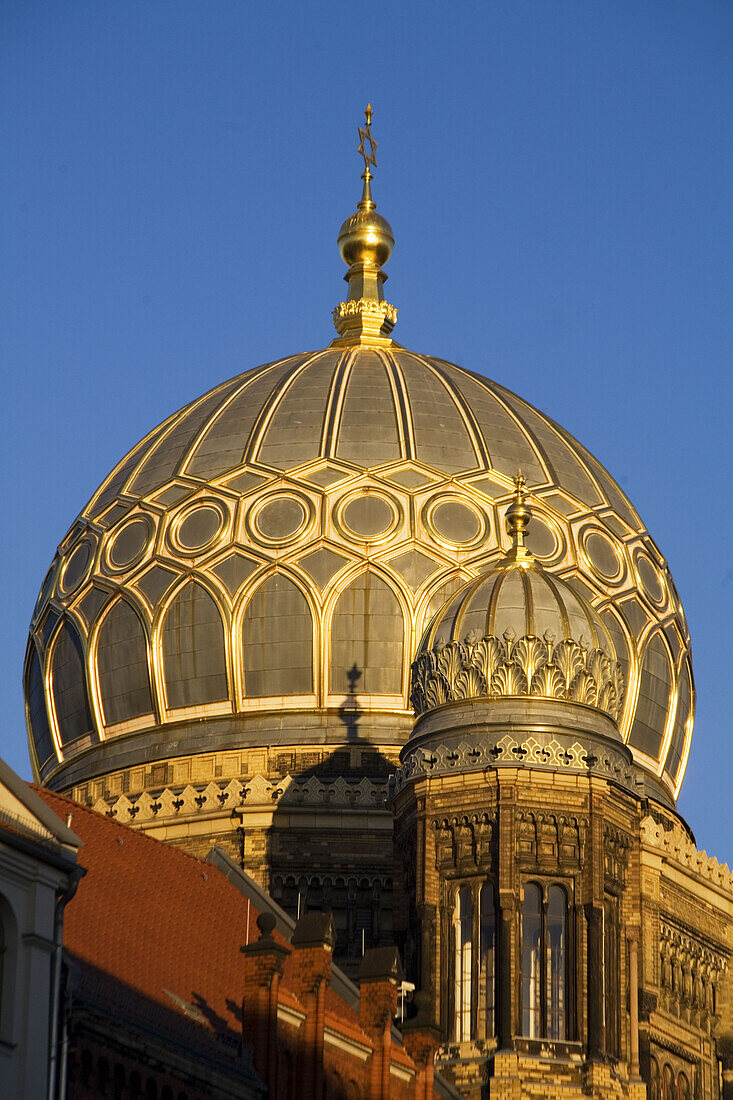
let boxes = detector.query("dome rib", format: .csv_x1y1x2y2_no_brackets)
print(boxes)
382,350,416,460
246,351,331,468
321,349,353,458
418,355,491,471
184,356,304,480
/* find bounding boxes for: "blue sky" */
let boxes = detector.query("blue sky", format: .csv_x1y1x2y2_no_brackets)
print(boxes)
3,1,732,854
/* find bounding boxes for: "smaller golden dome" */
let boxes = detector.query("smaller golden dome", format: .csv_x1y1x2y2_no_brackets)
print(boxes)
411,478,624,723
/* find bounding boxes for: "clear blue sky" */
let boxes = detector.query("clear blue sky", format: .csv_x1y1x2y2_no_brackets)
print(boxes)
3,2,732,855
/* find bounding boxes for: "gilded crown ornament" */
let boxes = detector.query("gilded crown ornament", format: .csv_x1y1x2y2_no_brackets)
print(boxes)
332,106,397,346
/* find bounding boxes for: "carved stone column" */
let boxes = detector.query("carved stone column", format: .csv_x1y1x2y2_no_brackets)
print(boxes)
585,903,604,1060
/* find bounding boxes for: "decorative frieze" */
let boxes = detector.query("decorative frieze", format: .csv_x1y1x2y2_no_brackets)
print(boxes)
641,816,733,892
394,733,636,795
94,774,388,826
410,630,624,722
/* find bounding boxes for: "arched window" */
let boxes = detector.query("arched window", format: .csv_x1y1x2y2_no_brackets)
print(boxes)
522,882,568,1040
97,599,153,725
479,882,496,1040
330,572,404,695
662,1064,674,1100
649,1056,660,1100
677,1072,690,1100
453,886,472,1041
25,643,56,768
162,582,227,709
547,885,567,1040
51,619,95,746
604,895,620,1057
522,883,542,1039
242,574,313,696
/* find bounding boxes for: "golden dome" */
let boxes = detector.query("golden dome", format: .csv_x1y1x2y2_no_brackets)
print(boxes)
24,110,693,808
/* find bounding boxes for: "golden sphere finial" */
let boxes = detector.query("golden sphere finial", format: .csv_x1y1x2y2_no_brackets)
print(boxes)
502,471,535,566
332,105,397,346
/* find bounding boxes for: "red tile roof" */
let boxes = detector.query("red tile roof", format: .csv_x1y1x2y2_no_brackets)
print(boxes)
34,787,374,1059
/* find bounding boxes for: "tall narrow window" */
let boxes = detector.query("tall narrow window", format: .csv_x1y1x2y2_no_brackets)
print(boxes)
604,895,620,1056
522,882,569,1040
546,885,567,1040
51,620,95,746
522,883,542,1038
478,882,496,1039
454,886,473,1040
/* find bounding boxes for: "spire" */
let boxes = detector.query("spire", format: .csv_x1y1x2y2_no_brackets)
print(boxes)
501,471,535,566
332,106,397,346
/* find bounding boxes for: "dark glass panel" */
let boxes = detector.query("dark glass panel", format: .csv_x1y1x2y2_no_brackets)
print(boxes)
97,600,153,725
242,575,313,697
330,573,404,695
27,645,55,767
51,621,95,746
629,633,673,760
162,582,228,709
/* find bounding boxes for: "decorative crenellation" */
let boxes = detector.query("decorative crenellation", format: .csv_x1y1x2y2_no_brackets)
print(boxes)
332,298,397,323
410,630,624,722
659,917,727,1018
516,810,587,867
93,774,388,825
433,812,494,873
640,816,733,893
393,734,637,795
604,822,633,889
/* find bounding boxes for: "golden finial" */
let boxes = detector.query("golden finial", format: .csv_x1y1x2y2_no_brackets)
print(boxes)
332,105,397,347
502,471,535,566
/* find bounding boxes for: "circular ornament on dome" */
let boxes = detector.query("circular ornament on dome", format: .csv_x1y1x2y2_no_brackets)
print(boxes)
106,515,154,573
580,527,625,585
170,501,227,555
59,539,94,596
248,493,312,546
635,549,667,608
425,497,485,548
338,492,399,542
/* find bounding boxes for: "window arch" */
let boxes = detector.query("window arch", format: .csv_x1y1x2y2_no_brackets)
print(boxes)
522,881,568,1040
162,581,228,709
51,619,96,746
25,642,56,767
329,571,404,695
242,574,313,696
629,632,673,762
97,599,153,725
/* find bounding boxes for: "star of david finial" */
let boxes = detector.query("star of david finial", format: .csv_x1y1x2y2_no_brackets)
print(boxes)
357,104,378,174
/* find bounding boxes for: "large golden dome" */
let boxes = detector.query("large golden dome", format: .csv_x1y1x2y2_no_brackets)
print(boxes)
25,113,693,807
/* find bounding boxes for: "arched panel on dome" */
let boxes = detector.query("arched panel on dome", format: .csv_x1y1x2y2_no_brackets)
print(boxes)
96,599,154,727
628,631,673,764
161,581,228,710
664,657,693,787
329,571,405,697
599,605,634,734
50,619,96,748
24,641,57,770
241,573,314,697
418,573,474,647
